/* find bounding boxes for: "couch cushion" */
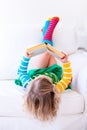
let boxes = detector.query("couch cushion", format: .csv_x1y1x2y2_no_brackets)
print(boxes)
60,90,84,115
0,80,85,117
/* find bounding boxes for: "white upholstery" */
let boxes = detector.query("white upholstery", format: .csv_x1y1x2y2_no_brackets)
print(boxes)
0,25,87,130
69,50,87,92
60,90,84,115
0,79,86,130
0,80,84,117
75,25,87,50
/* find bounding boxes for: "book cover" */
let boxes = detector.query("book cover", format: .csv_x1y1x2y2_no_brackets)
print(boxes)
27,43,47,56
47,44,64,58
27,43,64,58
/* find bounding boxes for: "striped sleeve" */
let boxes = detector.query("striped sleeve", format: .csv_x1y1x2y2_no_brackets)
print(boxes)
56,62,72,93
17,56,30,88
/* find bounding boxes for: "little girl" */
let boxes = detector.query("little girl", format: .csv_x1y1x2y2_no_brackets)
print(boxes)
17,17,72,121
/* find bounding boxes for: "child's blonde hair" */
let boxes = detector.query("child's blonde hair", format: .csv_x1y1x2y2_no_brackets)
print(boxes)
24,76,60,121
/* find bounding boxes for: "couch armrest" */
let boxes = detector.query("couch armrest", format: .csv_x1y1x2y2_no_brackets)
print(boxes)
76,66,87,94
69,52,87,113
76,66,87,112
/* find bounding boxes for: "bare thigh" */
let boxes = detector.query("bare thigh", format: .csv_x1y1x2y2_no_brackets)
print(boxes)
30,51,57,68
48,54,57,67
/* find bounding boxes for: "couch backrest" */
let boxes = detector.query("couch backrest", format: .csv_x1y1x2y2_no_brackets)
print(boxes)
0,24,77,79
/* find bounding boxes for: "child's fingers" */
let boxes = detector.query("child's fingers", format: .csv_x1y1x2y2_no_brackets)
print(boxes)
59,52,68,63
61,52,68,59
26,52,32,58
61,51,67,56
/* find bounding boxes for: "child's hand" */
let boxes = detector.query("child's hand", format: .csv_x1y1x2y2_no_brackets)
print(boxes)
25,52,32,58
59,52,68,63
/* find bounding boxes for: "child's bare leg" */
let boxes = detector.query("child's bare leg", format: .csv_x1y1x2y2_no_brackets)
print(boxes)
31,51,57,68
48,54,57,67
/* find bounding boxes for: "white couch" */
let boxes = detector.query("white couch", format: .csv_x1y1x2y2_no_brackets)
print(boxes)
0,24,87,130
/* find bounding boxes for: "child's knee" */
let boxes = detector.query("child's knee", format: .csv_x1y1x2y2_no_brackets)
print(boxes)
44,51,50,57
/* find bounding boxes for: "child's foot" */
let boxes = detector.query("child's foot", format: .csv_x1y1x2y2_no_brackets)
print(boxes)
42,16,60,46
41,17,51,37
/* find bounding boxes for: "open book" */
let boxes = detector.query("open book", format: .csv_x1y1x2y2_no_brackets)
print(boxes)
27,43,65,58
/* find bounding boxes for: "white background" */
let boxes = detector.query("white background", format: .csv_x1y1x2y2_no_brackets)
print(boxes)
0,0,87,25
0,0,87,79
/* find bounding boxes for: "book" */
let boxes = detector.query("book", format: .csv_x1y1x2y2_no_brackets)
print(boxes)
27,43,47,56
46,44,64,58
27,43,65,58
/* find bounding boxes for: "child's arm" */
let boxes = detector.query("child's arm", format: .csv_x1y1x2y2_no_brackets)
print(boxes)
17,52,32,88
56,53,72,93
